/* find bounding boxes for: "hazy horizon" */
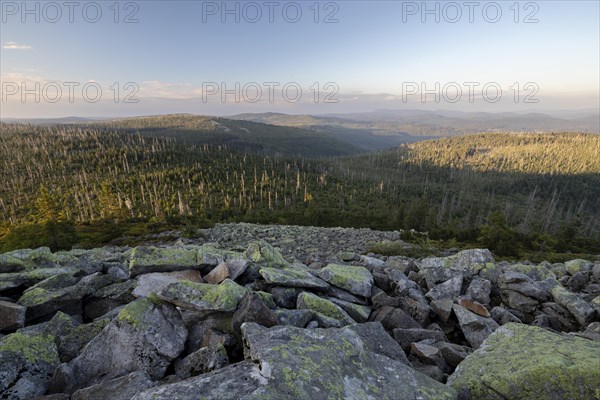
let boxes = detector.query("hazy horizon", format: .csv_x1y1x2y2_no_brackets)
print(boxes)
1,1,599,118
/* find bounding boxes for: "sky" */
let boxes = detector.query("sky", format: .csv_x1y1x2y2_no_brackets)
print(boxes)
1,0,599,117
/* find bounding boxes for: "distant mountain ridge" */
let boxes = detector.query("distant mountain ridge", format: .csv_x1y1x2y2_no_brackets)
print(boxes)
230,110,600,150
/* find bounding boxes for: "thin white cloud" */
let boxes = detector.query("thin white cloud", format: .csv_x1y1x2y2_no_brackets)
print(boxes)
3,41,32,50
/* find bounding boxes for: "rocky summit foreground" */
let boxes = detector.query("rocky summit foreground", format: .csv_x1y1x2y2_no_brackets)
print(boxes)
1,223,599,400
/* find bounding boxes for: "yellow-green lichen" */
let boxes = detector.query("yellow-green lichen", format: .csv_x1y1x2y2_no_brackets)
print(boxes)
116,298,154,330
449,323,600,399
297,292,354,325
0,332,59,365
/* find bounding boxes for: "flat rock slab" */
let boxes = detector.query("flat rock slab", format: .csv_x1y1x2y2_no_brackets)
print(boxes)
0,332,60,400
0,300,26,332
129,246,198,277
550,285,596,326
240,322,457,399
260,265,329,290
157,279,247,313
419,249,496,287
49,298,187,394
296,292,355,325
71,371,155,400
452,304,499,349
448,323,600,400
133,270,201,298
132,362,266,400
204,260,248,284
313,263,374,298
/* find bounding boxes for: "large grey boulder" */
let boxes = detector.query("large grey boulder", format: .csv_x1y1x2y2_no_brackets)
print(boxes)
426,275,463,301
157,279,247,314
0,267,78,294
242,322,456,399
452,304,499,349
84,280,136,320
18,272,113,322
204,259,248,284
448,323,600,399
57,319,110,362
296,292,355,325
70,371,155,400
550,284,596,326
0,300,26,332
347,321,411,366
48,298,187,394
313,263,373,298
0,332,60,399
419,249,496,288
260,264,329,290
132,270,201,298
132,362,267,400
133,323,457,399
174,344,230,379
128,246,198,277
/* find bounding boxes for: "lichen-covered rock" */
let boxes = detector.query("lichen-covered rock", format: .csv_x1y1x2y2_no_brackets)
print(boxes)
296,292,355,325
129,246,198,277
84,280,137,320
465,278,491,305
18,272,113,322
70,370,155,400
232,292,278,334
0,332,60,399
0,267,78,294
197,244,241,267
260,265,329,290
17,311,80,345
48,298,187,394
132,361,267,400
393,328,447,352
370,305,421,330
244,240,288,267
419,249,496,287
426,275,463,301
327,297,372,323
204,259,248,284
0,300,26,332
132,270,201,298
452,304,499,349
313,263,374,298
448,323,600,399
239,322,457,399
550,285,596,326
0,253,27,273
347,321,411,366
57,319,110,361
174,344,230,379
498,271,550,301
157,279,248,314
565,259,593,276
274,309,313,328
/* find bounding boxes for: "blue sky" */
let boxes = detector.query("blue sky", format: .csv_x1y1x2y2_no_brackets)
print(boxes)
1,0,599,117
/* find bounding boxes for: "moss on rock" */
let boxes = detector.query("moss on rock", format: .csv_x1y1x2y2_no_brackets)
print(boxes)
0,332,59,365
157,279,247,313
313,264,373,298
129,246,198,277
244,240,288,267
448,323,600,399
296,292,355,325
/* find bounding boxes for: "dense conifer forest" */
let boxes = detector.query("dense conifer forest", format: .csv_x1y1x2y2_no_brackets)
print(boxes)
1,115,599,260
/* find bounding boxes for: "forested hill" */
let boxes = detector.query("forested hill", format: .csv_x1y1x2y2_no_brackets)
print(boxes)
402,133,600,175
83,114,362,157
1,122,599,261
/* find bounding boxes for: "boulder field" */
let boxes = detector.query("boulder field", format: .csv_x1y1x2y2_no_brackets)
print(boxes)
1,223,599,399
